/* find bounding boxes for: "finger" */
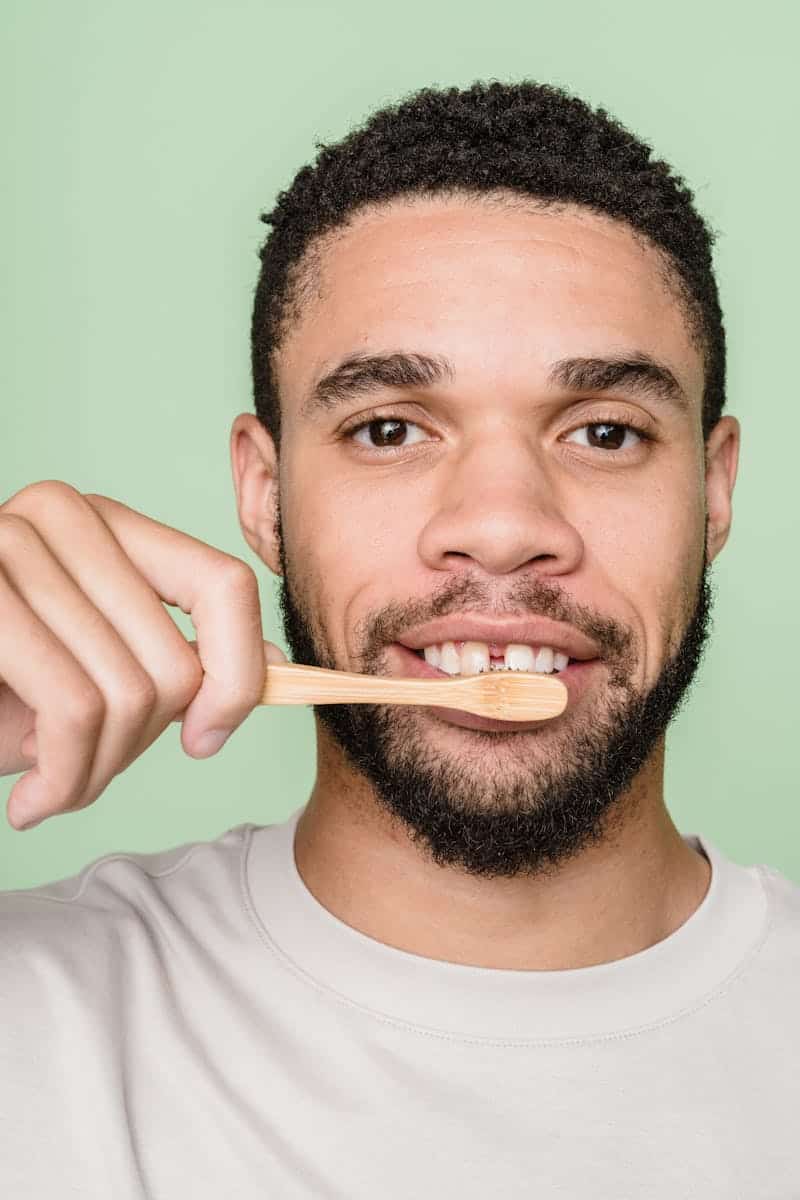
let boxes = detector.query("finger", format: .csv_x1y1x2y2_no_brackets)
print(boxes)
0,512,174,813
5,482,268,757
80,493,267,756
0,562,103,829
168,639,288,723
0,675,37,777
4,484,207,752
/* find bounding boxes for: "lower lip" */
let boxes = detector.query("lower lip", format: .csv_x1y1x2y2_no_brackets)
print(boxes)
390,643,601,732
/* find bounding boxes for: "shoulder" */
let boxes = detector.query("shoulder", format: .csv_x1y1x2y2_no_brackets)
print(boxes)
0,824,255,1002
757,862,800,946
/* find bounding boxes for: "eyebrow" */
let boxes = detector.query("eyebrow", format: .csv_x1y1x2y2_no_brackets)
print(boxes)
301,349,689,419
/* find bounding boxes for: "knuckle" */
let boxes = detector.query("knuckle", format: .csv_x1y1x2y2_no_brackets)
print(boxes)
0,512,36,556
210,674,264,725
112,670,158,723
163,654,204,712
4,479,84,517
216,555,259,599
82,493,115,514
62,682,106,734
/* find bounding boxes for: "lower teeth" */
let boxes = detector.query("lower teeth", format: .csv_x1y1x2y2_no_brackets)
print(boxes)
413,651,571,675
417,654,565,675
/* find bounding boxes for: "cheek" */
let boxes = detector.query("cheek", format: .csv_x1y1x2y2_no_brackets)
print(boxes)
582,446,703,574
578,478,704,676
599,498,698,583
302,459,420,563
288,469,419,657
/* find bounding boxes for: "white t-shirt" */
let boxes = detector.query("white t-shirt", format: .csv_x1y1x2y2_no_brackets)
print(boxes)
1,803,798,1198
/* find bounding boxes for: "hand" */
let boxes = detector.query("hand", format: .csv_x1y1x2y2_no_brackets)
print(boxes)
0,481,287,830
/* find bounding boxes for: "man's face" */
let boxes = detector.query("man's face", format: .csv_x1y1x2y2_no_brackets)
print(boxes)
264,194,728,879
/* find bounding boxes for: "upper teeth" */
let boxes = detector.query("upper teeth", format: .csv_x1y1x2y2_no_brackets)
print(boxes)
422,641,570,676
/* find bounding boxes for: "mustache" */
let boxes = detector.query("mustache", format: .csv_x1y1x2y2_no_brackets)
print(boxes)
358,576,631,663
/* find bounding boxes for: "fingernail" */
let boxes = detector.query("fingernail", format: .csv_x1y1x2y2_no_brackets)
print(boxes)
16,813,43,831
195,728,231,756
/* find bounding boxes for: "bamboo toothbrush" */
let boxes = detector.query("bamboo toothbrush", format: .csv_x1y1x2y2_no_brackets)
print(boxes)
260,662,567,722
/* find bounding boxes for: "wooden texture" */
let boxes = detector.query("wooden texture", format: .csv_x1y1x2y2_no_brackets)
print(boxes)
260,662,568,722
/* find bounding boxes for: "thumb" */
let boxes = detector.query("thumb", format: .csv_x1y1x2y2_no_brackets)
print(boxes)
170,639,289,724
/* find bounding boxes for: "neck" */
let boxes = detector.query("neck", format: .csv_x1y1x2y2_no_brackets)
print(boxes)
293,725,711,971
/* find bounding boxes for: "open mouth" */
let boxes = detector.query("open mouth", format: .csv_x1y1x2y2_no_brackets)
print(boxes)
391,642,600,733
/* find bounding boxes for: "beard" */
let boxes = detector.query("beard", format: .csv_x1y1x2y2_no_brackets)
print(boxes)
274,505,714,881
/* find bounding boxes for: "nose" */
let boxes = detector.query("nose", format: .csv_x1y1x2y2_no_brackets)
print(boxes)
416,434,584,577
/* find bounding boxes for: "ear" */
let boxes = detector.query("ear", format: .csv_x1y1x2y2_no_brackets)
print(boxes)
704,415,740,565
229,413,282,576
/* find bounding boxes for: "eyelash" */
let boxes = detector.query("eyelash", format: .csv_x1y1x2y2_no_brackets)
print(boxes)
341,412,654,456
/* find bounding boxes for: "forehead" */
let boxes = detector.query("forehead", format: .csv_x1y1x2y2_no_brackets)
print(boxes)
277,195,704,411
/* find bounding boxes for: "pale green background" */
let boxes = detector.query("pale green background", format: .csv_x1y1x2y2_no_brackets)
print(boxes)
2,0,798,889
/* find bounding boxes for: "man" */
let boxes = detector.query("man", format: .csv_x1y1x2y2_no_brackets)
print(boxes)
1,80,798,1197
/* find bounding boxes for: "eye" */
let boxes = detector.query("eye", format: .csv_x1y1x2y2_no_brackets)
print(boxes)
348,416,429,451
343,414,652,455
564,421,648,452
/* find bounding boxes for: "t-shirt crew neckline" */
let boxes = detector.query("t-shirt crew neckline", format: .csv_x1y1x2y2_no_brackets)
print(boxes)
244,804,769,1043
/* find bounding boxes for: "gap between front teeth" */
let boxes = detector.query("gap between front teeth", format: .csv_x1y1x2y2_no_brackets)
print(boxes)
424,641,568,676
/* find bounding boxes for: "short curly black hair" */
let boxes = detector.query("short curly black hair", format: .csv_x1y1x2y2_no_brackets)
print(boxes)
251,79,725,452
